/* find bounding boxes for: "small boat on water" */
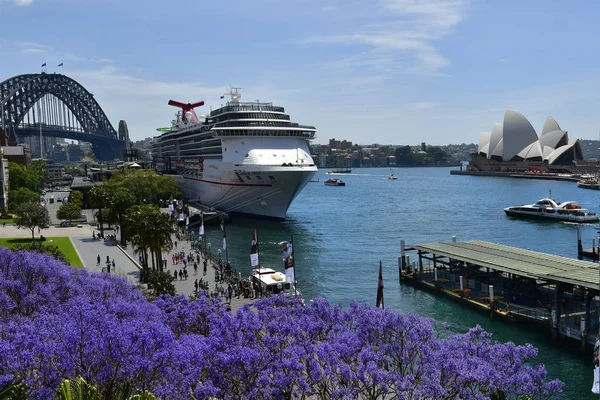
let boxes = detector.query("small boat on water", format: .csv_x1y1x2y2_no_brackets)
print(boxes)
251,267,300,298
504,194,598,223
324,178,345,186
577,175,600,190
388,169,398,180
327,168,352,174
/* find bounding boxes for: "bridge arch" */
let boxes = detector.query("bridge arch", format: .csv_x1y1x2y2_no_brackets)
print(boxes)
0,73,124,160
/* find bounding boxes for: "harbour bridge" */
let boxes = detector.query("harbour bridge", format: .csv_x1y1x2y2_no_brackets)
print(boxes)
0,73,126,160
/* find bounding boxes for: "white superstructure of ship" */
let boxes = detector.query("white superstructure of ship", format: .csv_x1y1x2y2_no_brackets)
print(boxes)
151,87,317,219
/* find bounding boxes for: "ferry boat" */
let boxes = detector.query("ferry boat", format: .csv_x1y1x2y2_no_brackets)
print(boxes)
324,178,345,186
577,175,600,190
151,87,317,219
327,168,352,174
504,196,598,223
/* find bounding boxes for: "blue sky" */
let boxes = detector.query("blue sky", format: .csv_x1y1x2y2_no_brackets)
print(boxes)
1,0,600,145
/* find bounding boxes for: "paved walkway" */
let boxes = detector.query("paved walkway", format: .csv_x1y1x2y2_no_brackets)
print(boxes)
123,233,255,312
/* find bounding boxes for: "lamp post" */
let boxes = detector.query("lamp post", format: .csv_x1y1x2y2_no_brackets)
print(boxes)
208,242,211,260
218,249,222,263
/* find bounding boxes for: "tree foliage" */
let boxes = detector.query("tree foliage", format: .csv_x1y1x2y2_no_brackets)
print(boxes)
69,190,84,208
57,202,82,222
126,204,173,274
14,240,68,265
0,247,564,400
14,202,50,239
8,162,41,194
108,170,180,205
8,187,39,210
146,270,176,297
393,145,451,167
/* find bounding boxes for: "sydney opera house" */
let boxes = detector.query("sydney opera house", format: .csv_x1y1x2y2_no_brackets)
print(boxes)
468,109,584,173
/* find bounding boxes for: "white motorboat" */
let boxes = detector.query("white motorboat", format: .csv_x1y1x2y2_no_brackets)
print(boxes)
504,196,598,223
251,267,300,298
388,169,398,180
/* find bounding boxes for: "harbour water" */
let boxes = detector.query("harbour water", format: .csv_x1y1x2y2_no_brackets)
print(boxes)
201,167,600,398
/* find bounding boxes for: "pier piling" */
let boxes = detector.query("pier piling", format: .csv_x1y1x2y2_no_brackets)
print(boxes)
577,226,583,260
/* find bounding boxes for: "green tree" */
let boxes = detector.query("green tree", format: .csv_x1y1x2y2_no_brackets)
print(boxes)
57,202,82,222
70,190,84,207
147,270,176,297
108,187,136,246
29,159,47,182
15,202,50,239
8,187,40,210
8,162,40,193
126,204,174,277
109,170,180,205
394,145,416,166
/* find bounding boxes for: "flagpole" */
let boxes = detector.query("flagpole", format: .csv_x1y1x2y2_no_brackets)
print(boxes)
224,222,228,263
292,233,297,297
257,229,261,269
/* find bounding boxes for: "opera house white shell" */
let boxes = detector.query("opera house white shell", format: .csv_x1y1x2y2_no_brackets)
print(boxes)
477,109,583,165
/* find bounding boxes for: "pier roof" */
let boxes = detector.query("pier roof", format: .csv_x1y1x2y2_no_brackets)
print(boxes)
412,240,600,290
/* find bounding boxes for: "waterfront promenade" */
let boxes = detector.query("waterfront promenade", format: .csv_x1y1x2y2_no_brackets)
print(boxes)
0,223,252,311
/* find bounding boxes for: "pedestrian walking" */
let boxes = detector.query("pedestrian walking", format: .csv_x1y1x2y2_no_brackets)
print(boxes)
163,258,167,268
173,270,177,281
203,259,207,276
172,254,175,265
194,263,198,276
2,221,5,227
227,284,233,304
97,254,101,266
178,270,183,280
175,241,178,249
106,255,110,264
184,269,188,280
194,279,198,292
112,259,116,269
106,262,111,274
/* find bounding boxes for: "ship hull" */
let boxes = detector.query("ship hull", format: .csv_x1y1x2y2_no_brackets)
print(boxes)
180,163,317,219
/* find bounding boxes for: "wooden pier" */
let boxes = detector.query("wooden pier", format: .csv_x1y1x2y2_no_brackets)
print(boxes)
399,238,600,352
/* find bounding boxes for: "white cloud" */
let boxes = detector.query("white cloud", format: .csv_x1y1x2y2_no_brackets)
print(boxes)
1,0,34,5
68,67,236,140
305,0,469,76
21,48,44,54
409,102,437,110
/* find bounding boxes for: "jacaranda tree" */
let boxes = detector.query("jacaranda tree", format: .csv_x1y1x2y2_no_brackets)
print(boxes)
0,247,564,399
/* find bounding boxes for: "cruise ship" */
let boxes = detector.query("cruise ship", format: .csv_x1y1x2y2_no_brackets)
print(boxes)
151,88,317,219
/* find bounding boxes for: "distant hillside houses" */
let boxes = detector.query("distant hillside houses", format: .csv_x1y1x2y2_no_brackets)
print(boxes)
311,141,474,168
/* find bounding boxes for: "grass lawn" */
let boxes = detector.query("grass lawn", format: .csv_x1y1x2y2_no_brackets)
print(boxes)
0,218,16,224
0,237,83,268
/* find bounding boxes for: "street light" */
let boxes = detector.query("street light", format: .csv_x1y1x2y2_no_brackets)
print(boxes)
208,242,211,259
218,249,222,263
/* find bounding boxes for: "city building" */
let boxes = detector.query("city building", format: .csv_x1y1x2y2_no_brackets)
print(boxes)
0,130,30,166
46,163,65,180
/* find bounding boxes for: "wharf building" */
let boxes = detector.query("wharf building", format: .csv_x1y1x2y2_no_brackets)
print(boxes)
468,109,586,174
